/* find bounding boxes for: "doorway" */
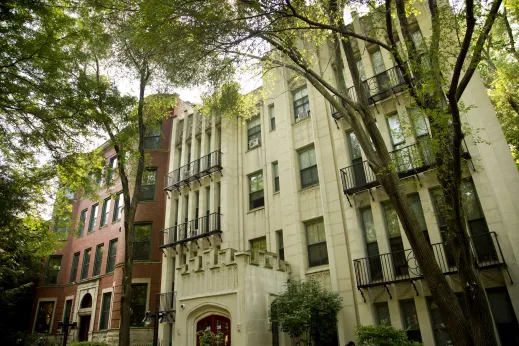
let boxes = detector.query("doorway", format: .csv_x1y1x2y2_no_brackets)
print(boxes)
78,315,91,342
196,315,231,346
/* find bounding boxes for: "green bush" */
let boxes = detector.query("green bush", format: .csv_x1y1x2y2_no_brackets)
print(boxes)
68,342,111,346
355,325,423,346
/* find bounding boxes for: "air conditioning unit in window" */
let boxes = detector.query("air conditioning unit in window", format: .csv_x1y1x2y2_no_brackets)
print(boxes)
249,138,259,148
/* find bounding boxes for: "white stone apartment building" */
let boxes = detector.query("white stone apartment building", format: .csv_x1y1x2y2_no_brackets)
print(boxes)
157,4,519,346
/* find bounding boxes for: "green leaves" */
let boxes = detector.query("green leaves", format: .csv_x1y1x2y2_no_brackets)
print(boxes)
269,280,343,344
199,82,257,121
356,325,423,346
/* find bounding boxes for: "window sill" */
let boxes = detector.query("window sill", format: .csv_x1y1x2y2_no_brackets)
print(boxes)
138,199,156,203
293,116,311,126
306,265,329,274
300,184,320,193
246,144,261,152
111,219,121,225
248,206,265,214
273,191,280,195
99,224,108,230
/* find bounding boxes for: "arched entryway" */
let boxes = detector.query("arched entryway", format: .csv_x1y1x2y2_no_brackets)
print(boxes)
78,293,92,342
196,315,231,346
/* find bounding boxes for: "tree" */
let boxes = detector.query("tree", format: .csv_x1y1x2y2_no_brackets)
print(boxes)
355,325,422,346
142,1,505,345
270,280,343,345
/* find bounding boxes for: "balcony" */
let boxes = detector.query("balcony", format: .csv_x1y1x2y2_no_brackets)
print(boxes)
159,212,222,248
353,232,509,291
164,150,222,192
340,141,435,195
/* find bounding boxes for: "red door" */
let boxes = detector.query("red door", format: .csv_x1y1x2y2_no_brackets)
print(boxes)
196,315,231,346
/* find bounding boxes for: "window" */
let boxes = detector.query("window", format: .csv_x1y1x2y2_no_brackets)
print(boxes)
249,172,264,210
93,243,104,276
401,300,422,343
277,230,284,261
428,299,451,346
63,299,72,324
78,209,88,236
100,198,111,227
306,219,329,267
113,192,124,222
69,252,80,283
250,237,267,250
410,27,425,52
430,188,456,267
299,147,319,189
34,301,55,333
370,49,386,75
99,292,112,330
273,162,279,192
293,87,310,120
387,113,405,149
106,239,118,273
375,302,391,326
88,204,98,233
107,156,118,184
80,248,91,280
45,256,62,285
130,283,148,327
133,224,152,260
272,321,280,346
247,117,261,148
383,203,408,276
140,169,157,201
268,104,276,131
408,194,430,244
144,122,161,150
487,287,519,345
361,208,382,282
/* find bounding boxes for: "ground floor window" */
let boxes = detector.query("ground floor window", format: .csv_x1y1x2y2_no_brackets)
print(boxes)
34,301,55,333
130,284,148,327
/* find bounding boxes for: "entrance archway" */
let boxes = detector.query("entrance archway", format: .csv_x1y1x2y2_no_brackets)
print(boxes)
78,293,93,341
196,315,231,346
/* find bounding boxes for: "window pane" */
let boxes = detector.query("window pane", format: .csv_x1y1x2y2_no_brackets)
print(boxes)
299,150,310,169
430,188,447,227
348,132,362,160
130,284,148,327
461,180,484,220
248,117,260,129
387,114,405,147
428,299,452,346
408,194,427,231
34,301,54,333
375,303,391,326
100,293,112,330
361,208,377,243
306,223,320,245
408,108,429,137
401,300,420,330
383,204,401,238
370,50,385,74
45,256,62,285
250,237,267,250
106,240,118,273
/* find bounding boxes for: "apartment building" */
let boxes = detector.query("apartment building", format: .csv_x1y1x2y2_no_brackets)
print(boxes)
29,106,185,345
157,4,519,346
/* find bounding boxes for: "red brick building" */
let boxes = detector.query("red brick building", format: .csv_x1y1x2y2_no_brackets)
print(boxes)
30,101,189,345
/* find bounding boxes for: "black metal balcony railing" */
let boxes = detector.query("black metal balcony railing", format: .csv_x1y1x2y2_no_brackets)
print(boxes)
159,291,176,312
159,212,222,248
164,150,222,191
354,232,507,288
340,140,434,194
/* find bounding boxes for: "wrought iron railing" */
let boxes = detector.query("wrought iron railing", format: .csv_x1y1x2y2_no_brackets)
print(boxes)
353,232,506,288
159,291,176,312
340,140,434,194
164,150,222,191
159,212,222,248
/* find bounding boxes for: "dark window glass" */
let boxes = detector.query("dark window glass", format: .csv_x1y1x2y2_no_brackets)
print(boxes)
428,299,452,346
100,198,111,227
249,172,264,210
63,299,72,323
106,239,118,273
430,188,456,267
78,209,88,237
277,231,284,261
45,256,62,285
113,192,124,222
487,287,519,345
34,301,55,333
69,252,80,283
299,147,319,188
269,104,276,131
361,208,382,282
99,292,112,330
133,224,151,261
273,162,279,192
272,321,279,346
306,220,328,267
107,156,118,184
250,237,267,250
247,117,261,148
88,204,98,233
140,169,157,201
375,302,391,326
80,248,91,280
144,122,161,150
293,87,310,120
401,300,422,343
92,244,104,276
130,284,148,327
408,194,430,244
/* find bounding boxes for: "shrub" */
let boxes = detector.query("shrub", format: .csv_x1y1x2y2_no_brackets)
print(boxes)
197,329,225,346
68,342,111,346
355,325,423,346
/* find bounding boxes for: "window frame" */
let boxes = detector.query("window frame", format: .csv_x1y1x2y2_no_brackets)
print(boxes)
247,116,261,149
250,236,267,250
106,239,118,273
44,255,62,285
139,168,157,201
88,204,99,233
80,248,91,280
375,302,391,326
400,299,422,343
298,146,319,189
100,197,111,227
69,252,80,283
305,219,329,267
33,300,55,334
99,292,112,330
107,155,118,184
268,104,276,131
144,122,162,150
248,171,265,210
113,192,124,222
272,161,280,193
78,209,88,237
133,223,152,261
292,86,310,121
277,230,284,261
130,283,149,327
92,243,104,277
